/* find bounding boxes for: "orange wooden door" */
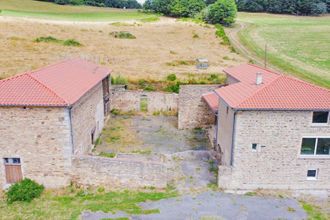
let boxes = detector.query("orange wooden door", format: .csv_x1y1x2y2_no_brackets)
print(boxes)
5,164,23,184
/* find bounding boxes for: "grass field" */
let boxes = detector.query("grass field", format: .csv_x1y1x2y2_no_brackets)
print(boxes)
235,13,330,88
0,0,158,21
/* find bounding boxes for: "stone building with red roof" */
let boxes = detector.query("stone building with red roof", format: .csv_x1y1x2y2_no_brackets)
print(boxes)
0,59,111,188
203,64,330,190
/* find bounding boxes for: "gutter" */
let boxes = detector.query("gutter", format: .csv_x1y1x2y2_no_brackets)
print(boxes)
230,110,237,166
68,106,75,154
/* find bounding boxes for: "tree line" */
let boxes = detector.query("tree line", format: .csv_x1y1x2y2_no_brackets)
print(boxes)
143,0,237,25
236,0,329,15
39,0,141,9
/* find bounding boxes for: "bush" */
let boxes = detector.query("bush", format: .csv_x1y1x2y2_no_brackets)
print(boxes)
6,178,44,204
165,82,180,93
110,31,136,39
34,36,61,43
203,0,237,26
63,39,82,47
166,73,177,81
215,24,230,45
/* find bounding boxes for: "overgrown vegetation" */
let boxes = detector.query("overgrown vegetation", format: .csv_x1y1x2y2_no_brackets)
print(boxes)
215,24,230,45
166,60,195,66
34,36,82,47
110,31,136,39
111,73,225,93
236,0,329,15
203,0,237,25
6,179,44,204
0,186,177,219
300,201,329,220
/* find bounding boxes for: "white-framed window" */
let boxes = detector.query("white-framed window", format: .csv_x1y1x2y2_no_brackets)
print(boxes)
4,157,21,165
251,143,257,151
312,111,329,124
300,137,330,156
306,169,318,180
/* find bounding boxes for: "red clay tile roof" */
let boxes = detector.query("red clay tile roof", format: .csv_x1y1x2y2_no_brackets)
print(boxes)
0,59,111,107
214,64,330,110
202,92,219,113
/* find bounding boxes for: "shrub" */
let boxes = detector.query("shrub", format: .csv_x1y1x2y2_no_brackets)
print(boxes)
215,24,230,45
203,0,237,26
6,178,44,204
166,73,177,81
63,39,82,47
34,36,61,43
165,82,180,93
110,31,136,39
99,152,116,158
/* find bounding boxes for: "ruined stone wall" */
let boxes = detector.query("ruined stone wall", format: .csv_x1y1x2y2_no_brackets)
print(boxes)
72,155,168,188
218,110,330,190
71,82,105,154
178,85,221,129
110,90,178,113
0,107,72,188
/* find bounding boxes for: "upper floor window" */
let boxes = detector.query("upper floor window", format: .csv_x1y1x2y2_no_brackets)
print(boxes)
312,111,329,124
301,137,330,156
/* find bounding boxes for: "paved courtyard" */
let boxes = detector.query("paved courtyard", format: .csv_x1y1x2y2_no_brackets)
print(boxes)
81,191,307,220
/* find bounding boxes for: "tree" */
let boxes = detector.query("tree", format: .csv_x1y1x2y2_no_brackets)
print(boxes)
204,0,237,26
170,0,206,17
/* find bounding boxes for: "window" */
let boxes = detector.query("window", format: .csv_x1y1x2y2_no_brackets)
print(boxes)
307,169,318,180
4,158,21,165
312,112,329,124
300,138,330,156
252,143,257,150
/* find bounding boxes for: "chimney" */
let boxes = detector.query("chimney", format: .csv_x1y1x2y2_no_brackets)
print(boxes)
256,72,263,85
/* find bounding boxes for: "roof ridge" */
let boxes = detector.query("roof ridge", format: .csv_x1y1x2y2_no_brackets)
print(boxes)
236,75,283,108
0,72,30,83
247,63,282,76
29,58,78,76
26,73,68,105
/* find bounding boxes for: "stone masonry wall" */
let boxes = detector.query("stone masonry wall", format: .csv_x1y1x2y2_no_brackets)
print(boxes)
71,82,105,154
110,90,178,113
178,85,221,129
218,110,330,190
0,107,72,188
72,155,168,188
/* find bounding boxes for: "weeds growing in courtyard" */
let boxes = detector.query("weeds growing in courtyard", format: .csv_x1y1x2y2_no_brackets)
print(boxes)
0,185,177,219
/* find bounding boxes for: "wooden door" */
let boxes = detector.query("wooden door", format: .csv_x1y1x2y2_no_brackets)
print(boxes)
5,164,23,184
4,158,23,184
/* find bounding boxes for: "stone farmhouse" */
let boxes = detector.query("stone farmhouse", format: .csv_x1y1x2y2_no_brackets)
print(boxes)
0,59,111,188
203,64,330,191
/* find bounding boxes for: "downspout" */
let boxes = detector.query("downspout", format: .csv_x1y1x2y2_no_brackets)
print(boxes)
230,110,237,166
68,106,74,154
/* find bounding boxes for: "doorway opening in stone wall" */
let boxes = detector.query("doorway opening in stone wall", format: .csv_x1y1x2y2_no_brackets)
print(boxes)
4,157,23,184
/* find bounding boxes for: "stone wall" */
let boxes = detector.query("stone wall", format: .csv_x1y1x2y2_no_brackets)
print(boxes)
218,110,330,190
178,85,221,129
71,82,105,154
110,90,178,113
0,107,72,188
72,155,168,188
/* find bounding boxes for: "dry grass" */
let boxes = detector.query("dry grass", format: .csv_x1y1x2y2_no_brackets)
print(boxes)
0,18,245,80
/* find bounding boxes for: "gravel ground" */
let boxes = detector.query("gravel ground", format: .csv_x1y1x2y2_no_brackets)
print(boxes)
81,191,307,220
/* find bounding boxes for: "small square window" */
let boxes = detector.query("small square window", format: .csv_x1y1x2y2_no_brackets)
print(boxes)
307,169,318,180
312,112,329,124
252,143,257,150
